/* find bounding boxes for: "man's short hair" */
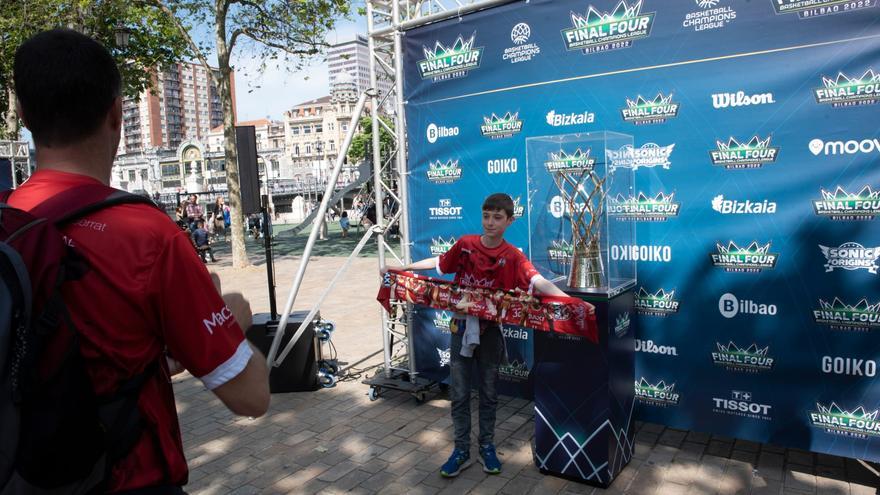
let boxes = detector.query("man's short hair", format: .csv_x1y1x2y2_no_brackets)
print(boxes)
14,29,121,147
482,193,514,218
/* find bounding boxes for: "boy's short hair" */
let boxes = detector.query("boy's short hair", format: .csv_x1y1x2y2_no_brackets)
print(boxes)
14,29,121,147
482,193,515,218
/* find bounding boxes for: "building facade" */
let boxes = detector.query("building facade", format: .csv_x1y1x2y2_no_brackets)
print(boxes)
327,34,392,101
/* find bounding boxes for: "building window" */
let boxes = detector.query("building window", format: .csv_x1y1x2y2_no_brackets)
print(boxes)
315,124,323,133
291,126,300,135
294,145,300,156
305,144,311,154
303,126,311,134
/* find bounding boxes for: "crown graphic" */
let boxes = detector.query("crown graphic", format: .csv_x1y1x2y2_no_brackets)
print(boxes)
822,69,880,88
716,135,772,150
816,402,880,420
431,235,456,246
548,148,592,162
716,341,769,356
483,111,519,126
428,159,459,171
435,311,452,321
503,359,530,371
819,297,880,312
716,241,771,255
637,287,675,300
572,0,643,27
821,185,879,201
550,239,573,251
614,191,675,204
626,92,673,108
423,34,476,60
617,313,630,324
637,377,675,391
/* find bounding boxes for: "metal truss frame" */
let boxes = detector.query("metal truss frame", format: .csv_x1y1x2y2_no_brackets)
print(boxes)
0,141,32,188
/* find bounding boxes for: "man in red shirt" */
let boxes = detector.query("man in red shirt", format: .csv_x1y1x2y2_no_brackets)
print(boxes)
9,29,270,493
397,193,568,477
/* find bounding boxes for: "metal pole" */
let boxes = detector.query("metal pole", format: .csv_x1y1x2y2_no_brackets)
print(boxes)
371,0,517,36
265,91,371,367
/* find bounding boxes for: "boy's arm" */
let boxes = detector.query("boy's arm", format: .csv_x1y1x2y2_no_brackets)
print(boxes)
532,275,569,297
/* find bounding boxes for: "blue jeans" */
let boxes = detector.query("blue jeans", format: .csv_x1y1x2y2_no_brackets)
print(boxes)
449,320,505,452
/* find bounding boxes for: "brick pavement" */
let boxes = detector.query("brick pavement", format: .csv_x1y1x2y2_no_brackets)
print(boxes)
172,254,880,494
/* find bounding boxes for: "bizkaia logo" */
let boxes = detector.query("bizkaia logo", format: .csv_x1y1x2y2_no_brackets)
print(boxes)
711,241,778,273
809,137,880,156
813,186,880,221
712,195,777,215
614,313,631,337
544,148,596,172
203,305,233,335
502,326,529,341
433,310,452,332
480,112,523,139
426,123,459,144
819,242,880,274
815,69,880,108
621,93,679,125
611,244,672,262
711,90,774,109
712,342,774,373
487,157,518,174
773,0,877,19
546,109,595,127
437,348,451,367
635,339,677,356
635,377,679,407
635,287,680,316
609,191,680,222
430,236,456,256
713,390,772,421
813,297,880,332
718,293,778,318
417,33,483,82
428,198,463,220
710,136,779,169
608,143,675,172
562,1,655,55
810,402,880,439
683,0,737,32
504,23,541,64
426,159,462,184
822,356,877,377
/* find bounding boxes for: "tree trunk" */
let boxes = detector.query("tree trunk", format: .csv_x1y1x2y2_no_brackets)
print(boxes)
4,86,19,141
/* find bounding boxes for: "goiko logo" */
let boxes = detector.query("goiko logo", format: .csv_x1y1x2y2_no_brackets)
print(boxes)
437,348,450,367
608,143,675,171
562,1,655,55
773,0,877,19
615,313,631,337
809,137,880,156
718,293,778,318
712,342,774,373
712,195,777,214
813,186,880,221
544,148,596,172
814,297,880,332
712,91,774,109
609,192,680,221
635,287,680,316
684,0,737,32
635,377,680,407
502,326,529,340
822,356,877,377
426,123,459,144
713,391,772,421
418,33,483,82
512,196,525,218
433,311,452,332
810,403,880,438
635,339,677,356
815,70,880,107
621,93,679,125
499,359,530,379
426,159,462,184
504,23,541,64
546,109,595,127
711,241,778,272
611,244,672,262
430,236,456,256
480,112,523,139
819,242,880,274
710,136,779,169
428,199,463,220
487,157,518,174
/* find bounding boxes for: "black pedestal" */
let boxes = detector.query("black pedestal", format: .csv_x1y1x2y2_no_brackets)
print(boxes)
532,289,635,488
247,311,319,393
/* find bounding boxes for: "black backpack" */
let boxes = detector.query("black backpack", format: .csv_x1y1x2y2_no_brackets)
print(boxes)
0,185,159,494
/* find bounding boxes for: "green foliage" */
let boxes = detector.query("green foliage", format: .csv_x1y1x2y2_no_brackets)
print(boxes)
348,115,394,163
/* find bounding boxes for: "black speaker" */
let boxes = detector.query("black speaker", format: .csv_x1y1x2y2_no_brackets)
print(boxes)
236,125,261,215
247,312,319,393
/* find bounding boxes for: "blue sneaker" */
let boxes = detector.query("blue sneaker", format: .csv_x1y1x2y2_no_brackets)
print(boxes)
440,448,472,478
479,444,502,474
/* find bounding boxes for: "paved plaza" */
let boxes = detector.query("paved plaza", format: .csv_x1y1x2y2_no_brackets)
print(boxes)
173,235,880,494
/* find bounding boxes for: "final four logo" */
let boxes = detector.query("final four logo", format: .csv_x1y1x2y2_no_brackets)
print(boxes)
712,342,774,373
813,186,880,220
418,34,483,82
608,143,675,171
562,1,655,55
711,241,778,272
710,136,779,169
635,377,680,407
813,297,880,332
432,311,453,332
499,359,530,379
609,192,680,221
548,239,574,266
512,196,525,218
614,313,631,337
621,93,679,125
544,148,596,172
773,0,877,18
430,236,456,255
426,159,463,184
480,112,523,139
810,403,880,438
815,70,880,107
819,242,880,274
635,287,680,316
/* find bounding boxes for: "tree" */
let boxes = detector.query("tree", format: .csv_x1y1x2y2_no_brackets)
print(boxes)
348,115,394,164
153,0,350,269
0,1,189,140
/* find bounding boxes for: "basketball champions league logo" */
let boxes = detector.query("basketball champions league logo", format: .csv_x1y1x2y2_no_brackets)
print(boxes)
417,33,483,82
562,1,655,55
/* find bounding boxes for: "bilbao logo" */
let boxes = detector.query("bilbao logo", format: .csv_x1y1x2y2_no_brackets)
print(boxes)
712,90,773,109
426,159,462,184
809,137,880,156
621,92,679,125
718,293,778,318
635,338,677,356
710,135,779,169
546,109,595,127
428,198,463,220
562,1,655,55
426,123,459,144
813,186,880,221
635,377,679,407
712,341,774,373
819,242,880,274
813,297,880,332
504,23,541,64
437,347,450,367
611,244,672,263
713,390,772,421
480,111,523,139
712,195,777,214
711,241,778,272
810,402,880,439
487,157,518,174
635,287,680,316
822,356,877,377
609,191,680,222
773,0,877,19
815,69,880,108
417,33,483,82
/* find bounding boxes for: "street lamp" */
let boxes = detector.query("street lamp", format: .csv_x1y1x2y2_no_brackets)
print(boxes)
115,22,132,48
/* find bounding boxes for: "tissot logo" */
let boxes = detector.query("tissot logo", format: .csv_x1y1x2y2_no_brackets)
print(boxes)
428,198,463,220
810,402,880,439
809,138,880,156
718,293,778,318
712,91,774,109
813,297,880,332
822,356,877,377
819,242,880,274
418,33,483,82
487,158,518,174
713,390,772,420
711,241,778,272
562,1,655,55
712,195,777,214
815,69,880,107
712,341,774,373
813,186,880,221
203,305,233,334
545,110,595,127
773,0,877,18
426,123,459,144
611,244,672,262
437,348,450,367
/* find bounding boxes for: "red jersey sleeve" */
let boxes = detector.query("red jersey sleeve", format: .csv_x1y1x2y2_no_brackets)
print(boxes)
437,237,465,276
516,251,541,291
147,229,252,390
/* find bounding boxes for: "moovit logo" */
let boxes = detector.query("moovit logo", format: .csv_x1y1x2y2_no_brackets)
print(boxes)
499,359,530,378
437,347,450,367
608,142,675,171
546,109,595,127
710,136,779,169
635,377,680,407
615,312,631,337
562,1,655,55
418,33,483,81
635,339,677,356
713,390,772,421
822,356,877,377
712,342,774,373
426,123,459,144
512,196,525,218
544,148,596,172
819,242,880,274
809,137,880,156
426,159,462,184
810,403,880,438
635,287,680,316
815,69,880,107
611,244,672,262
712,195,777,215
609,191,680,221
430,236,456,256
433,311,452,332
813,186,880,220
718,293,778,318
428,198,463,220
502,326,529,340
814,297,880,332
774,0,877,18
711,241,778,272
480,112,523,139
712,91,774,109
621,93,679,125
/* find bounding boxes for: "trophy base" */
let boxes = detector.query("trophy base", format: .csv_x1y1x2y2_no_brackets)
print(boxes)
567,253,605,290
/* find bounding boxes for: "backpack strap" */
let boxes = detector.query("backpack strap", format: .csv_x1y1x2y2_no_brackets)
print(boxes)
25,183,158,226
